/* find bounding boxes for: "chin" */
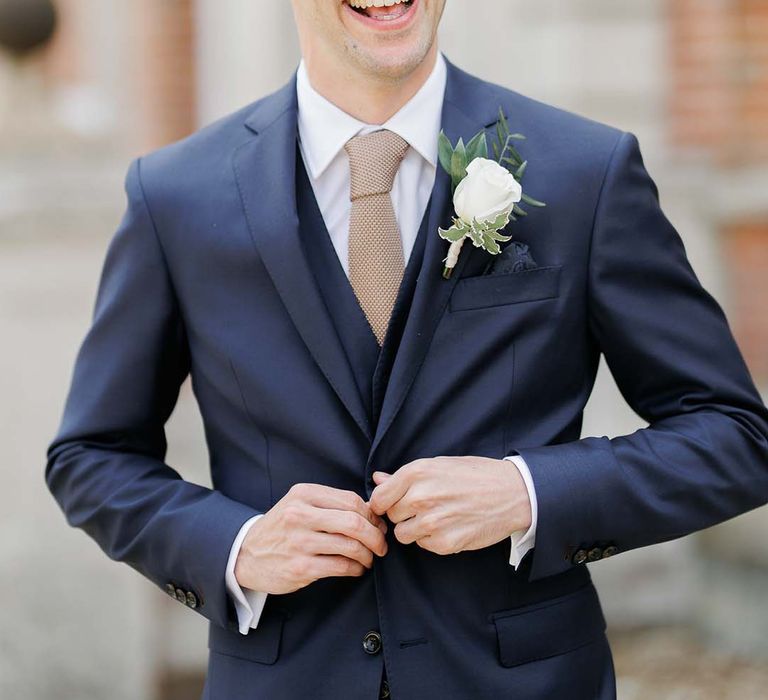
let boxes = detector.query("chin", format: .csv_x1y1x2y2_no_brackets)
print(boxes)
346,37,434,81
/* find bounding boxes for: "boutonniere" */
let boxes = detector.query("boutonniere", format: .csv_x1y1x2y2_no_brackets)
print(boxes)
437,107,546,278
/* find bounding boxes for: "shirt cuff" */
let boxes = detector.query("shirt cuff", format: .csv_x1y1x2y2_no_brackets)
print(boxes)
225,513,269,635
503,454,538,569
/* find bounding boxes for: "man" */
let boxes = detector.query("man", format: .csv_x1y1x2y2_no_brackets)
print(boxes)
46,1,768,698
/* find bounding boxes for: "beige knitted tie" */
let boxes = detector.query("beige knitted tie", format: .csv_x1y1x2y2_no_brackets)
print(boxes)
344,129,410,346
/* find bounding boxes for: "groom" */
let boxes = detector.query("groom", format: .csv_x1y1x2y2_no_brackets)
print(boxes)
46,1,768,698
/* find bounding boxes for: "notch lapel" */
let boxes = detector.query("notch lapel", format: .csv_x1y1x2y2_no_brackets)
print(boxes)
368,58,501,464
232,74,372,441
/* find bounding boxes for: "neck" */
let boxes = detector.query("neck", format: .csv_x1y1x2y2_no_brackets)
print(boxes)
302,45,439,124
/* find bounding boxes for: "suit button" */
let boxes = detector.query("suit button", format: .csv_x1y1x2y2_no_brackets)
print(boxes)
363,630,382,655
175,587,187,603
587,547,603,562
185,591,199,609
572,548,588,565
602,545,619,559
165,583,177,598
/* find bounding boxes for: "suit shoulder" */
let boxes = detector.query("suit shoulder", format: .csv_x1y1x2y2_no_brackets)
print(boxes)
140,103,251,176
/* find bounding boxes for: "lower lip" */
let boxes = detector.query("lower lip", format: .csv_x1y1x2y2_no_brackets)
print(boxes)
343,0,419,32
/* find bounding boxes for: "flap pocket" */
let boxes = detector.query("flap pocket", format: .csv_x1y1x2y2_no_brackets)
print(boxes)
450,265,562,312
490,585,606,668
208,608,285,665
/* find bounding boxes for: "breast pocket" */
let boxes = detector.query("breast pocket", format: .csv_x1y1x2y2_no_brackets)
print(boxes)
449,265,562,312
489,584,606,668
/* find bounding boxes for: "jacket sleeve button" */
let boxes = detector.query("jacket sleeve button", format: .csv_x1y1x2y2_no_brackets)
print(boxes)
602,544,619,558
165,583,177,598
572,548,588,565
175,587,187,603
587,547,603,562
185,591,199,609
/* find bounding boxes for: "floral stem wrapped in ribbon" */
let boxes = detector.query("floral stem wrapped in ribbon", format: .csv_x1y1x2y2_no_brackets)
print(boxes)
437,107,546,279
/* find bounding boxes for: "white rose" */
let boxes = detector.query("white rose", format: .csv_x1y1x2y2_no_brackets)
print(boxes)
453,157,522,224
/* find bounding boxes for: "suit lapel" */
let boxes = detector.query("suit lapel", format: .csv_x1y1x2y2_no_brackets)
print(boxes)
232,73,372,441
368,57,502,463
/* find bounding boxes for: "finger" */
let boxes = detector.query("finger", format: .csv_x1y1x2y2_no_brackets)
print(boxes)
393,515,430,545
306,554,367,581
371,471,391,485
386,498,417,524
291,483,386,530
369,470,413,516
307,532,375,568
306,506,388,557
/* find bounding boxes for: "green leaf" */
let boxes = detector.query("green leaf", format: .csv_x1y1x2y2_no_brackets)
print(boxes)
512,203,528,217
495,120,506,156
515,160,528,179
477,135,489,159
465,131,487,162
481,234,502,255
451,137,468,184
438,130,454,174
438,224,468,243
486,210,510,230
487,229,513,242
506,143,524,163
508,133,526,140
521,193,546,207
499,108,510,138
468,226,484,247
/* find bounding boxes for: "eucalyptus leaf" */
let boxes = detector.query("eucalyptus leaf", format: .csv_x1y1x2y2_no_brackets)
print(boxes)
512,204,528,217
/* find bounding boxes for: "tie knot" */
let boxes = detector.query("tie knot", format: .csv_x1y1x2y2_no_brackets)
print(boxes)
344,129,410,200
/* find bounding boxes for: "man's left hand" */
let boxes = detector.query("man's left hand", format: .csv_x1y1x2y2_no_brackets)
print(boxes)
368,456,531,555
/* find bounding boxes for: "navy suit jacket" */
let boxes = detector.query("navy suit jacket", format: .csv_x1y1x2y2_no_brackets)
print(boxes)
46,56,768,699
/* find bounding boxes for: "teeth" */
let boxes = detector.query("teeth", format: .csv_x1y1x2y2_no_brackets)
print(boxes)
348,0,406,9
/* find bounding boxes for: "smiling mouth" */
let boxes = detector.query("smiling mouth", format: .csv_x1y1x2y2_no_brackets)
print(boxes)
347,0,415,21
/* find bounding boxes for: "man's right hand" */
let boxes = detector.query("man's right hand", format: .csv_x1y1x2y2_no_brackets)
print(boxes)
234,483,389,594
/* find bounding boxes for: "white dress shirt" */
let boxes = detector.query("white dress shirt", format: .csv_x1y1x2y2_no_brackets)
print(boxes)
225,51,538,635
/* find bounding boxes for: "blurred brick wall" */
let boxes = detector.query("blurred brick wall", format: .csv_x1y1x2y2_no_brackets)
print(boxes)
723,221,768,383
671,0,768,385
670,0,768,165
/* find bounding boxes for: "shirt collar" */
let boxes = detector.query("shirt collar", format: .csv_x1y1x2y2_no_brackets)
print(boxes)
296,51,447,179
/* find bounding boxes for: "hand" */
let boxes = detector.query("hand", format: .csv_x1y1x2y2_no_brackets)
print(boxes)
234,483,388,594
369,456,531,556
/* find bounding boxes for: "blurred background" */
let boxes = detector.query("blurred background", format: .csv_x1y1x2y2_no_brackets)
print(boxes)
1,0,767,698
